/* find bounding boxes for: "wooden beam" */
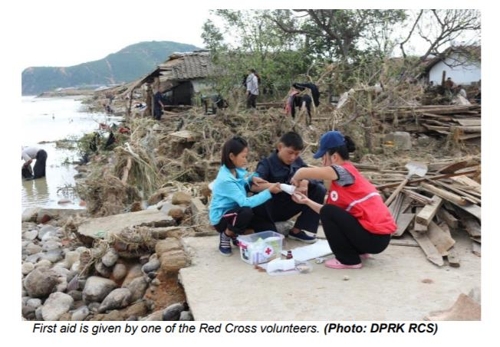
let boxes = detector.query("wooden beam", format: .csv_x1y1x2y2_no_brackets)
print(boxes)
420,182,468,206
427,221,456,256
409,229,444,266
437,209,459,230
393,213,415,237
416,196,443,226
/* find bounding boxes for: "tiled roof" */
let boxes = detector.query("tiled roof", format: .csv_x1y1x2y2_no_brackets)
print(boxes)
158,51,212,81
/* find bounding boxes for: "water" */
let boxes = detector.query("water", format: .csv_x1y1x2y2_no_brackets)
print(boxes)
21,96,123,211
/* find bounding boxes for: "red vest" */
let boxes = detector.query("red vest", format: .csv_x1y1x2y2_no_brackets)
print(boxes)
326,162,396,235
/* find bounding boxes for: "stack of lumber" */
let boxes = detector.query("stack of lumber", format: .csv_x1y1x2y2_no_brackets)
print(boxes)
378,105,481,141
373,160,481,267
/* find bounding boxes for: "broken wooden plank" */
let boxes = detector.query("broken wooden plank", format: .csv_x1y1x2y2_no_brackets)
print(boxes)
409,229,444,266
424,293,480,321
450,175,481,194
446,248,460,268
389,238,419,247
169,130,201,142
454,118,481,126
472,242,481,257
420,182,468,206
460,214,481,238
437,208,459,230
376,168,479,190
436,159,480,174
393,213,414,237
415,196,443,226
402,189,434,205
433,180,481,205
451,202,481,221
427,221,456,256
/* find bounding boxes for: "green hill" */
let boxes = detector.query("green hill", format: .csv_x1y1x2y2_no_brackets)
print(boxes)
22,41,201,95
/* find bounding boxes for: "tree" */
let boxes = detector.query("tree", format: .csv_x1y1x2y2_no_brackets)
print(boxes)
399,9,481,63
201,10,311,101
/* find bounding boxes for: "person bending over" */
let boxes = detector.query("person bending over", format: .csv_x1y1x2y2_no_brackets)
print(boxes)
290,131,396,269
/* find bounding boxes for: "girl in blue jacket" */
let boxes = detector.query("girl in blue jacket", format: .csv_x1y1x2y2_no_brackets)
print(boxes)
209,136,281,256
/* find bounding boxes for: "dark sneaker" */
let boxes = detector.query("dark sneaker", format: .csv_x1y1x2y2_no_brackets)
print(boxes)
219,232,232,256
288,230,317,244
231,236,239,247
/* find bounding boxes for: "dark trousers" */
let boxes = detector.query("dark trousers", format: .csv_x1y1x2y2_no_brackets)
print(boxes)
33,149,47,179
154,107,162,120
213,206,275,235
320,204,391,265
246,94,257,109
253,181,326,233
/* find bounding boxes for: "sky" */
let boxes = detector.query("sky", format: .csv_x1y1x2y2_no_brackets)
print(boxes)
1,0,497,345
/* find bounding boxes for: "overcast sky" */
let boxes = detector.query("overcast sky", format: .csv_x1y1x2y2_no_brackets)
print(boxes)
11,1,488,70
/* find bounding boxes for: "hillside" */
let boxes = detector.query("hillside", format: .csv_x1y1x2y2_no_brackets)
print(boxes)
21,41,201,96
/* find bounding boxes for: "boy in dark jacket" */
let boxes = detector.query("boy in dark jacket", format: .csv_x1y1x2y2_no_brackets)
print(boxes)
251,131,327,243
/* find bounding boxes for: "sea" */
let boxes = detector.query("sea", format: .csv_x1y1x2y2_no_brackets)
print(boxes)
21,96,123,211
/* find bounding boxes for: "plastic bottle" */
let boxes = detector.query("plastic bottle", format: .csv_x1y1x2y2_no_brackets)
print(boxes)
286,250,293,259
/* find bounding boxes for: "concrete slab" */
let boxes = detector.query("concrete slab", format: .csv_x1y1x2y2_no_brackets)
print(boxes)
179,231,480,321
78,209,172,239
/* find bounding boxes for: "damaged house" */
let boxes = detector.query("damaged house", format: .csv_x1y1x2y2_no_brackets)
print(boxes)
419,45,481,86
123,50,216,115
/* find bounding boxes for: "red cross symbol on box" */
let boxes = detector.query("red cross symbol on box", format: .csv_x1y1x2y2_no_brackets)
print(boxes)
264,247,273,256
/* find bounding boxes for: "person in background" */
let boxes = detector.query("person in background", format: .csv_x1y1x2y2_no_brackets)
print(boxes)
209,136,281,256
252,131,326,243
457,85,467,99
153,89,165,120
22,146,48,179
284,85,313,126
290,131,396,269
245,69,259,109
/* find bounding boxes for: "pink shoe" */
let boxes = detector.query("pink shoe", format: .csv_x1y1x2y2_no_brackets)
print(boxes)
360,253,372,260
325,258,362,269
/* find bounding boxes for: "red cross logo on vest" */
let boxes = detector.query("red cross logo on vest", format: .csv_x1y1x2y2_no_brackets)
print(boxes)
330,190,339,201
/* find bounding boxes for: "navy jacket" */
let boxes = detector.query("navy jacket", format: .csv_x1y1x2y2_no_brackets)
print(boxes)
255,150,308,184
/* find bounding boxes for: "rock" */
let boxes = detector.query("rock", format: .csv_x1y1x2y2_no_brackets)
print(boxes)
82,276,118,304
171,191,192,205
22,207,40,222
179,311,194,321
26,298,43,309
125,276,148,303
112,263,128,282
95,261,113,278
22,262,35,275
72,306,90,321
38,225,58,240
121,264,143,287
98,288,132,313
41,292,74,321
23,230,38,241
26,243,42,255
34,259,53,269
168,207,185,221
101,249,119,267
384,132,412,151
23,267,59,298
142,255,160,274
162,302,186,321
42,249,63,263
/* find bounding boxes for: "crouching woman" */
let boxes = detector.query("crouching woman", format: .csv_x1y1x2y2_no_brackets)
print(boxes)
291,131,396,269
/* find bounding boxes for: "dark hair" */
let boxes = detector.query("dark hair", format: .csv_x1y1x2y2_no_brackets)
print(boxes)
326,135,356,160
249,68,256,73
279,131,304,150
221,136,248,169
